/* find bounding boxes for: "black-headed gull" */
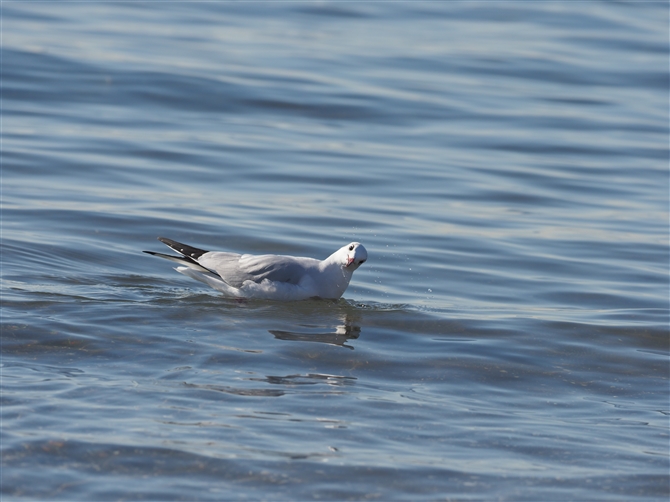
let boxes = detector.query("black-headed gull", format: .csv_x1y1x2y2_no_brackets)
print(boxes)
144,237,368,301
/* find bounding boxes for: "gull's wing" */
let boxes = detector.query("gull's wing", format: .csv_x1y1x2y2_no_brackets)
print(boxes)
198,252,320,288
145,237,322,290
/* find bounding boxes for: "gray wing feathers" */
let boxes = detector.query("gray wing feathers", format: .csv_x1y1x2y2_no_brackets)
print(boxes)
200,253,317,288
146,238,321,290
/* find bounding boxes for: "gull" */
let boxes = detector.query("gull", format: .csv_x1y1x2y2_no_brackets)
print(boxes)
144,237,368,301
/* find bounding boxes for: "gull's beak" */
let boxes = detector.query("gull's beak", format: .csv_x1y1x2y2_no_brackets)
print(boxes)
345,256,355,267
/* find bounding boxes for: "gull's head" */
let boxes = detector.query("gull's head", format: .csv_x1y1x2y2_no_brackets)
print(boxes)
340,242,367,270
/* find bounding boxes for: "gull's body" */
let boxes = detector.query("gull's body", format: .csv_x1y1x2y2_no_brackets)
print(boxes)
144,238,367,301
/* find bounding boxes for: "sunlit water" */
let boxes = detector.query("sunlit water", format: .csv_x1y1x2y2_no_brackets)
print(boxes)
2,3,668,501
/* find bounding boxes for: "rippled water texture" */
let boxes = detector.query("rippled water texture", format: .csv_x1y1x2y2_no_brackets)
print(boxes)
2,2,668,501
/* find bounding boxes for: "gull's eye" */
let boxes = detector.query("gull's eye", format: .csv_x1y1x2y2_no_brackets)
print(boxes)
359,260,366,264
348,245,354,251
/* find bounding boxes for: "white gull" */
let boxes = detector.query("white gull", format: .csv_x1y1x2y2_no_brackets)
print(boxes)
144,237,368,301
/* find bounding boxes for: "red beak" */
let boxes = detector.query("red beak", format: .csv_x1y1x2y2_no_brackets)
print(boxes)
346,256,355,267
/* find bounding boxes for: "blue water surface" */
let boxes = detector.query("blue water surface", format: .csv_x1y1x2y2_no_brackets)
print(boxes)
2,2,668,501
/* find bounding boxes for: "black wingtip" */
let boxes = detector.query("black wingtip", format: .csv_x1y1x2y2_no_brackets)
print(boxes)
156,237,209,260
157,237,178,248
144,242,221,277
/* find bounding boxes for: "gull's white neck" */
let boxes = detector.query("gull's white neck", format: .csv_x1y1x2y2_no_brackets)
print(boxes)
317,255,354,298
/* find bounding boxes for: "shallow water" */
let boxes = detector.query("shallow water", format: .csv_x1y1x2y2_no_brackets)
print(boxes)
2,2,668,501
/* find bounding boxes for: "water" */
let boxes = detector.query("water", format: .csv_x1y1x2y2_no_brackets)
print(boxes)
2,2,668,500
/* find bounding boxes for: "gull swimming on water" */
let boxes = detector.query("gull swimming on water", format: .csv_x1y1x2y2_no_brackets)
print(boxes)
144,237,368,301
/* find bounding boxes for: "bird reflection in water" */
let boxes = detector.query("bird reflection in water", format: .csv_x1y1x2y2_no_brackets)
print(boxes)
269,312,361,349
